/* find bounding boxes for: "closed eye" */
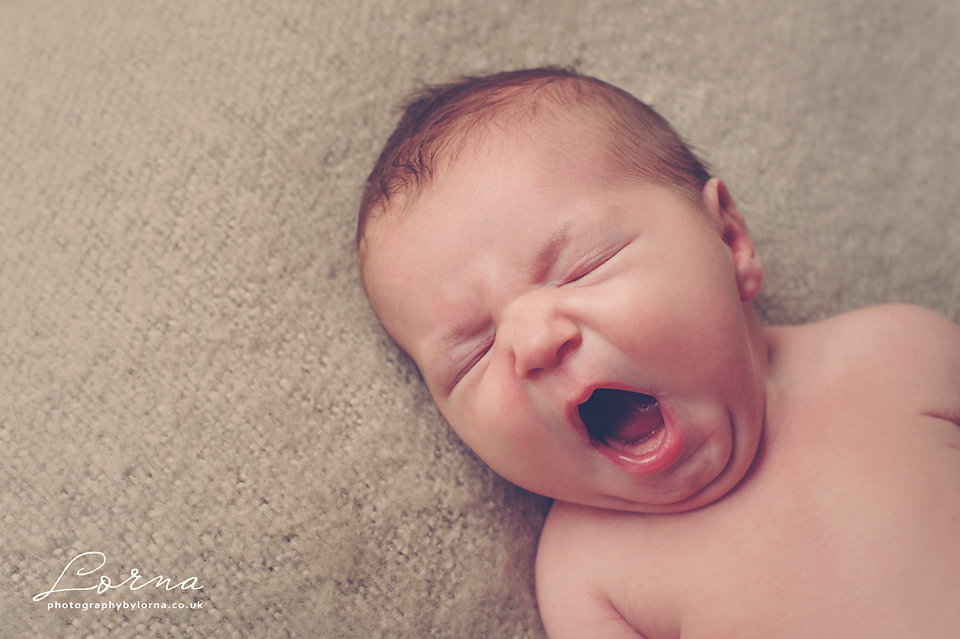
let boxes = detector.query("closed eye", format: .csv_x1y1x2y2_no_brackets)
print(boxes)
564,241,629,285
450,338,494,389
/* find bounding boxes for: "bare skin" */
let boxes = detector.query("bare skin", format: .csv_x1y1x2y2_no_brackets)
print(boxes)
537,306,960,638
361,109,960,638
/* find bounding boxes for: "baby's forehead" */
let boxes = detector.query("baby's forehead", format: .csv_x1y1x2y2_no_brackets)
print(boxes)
364,120,664,263
437,112,621,196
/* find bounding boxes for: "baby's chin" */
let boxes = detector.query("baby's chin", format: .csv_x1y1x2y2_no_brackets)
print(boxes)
573,481,739,515
568,436,750,514
609,485,735,514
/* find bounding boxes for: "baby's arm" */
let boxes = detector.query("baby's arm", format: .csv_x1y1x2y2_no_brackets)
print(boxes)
536,502,648,639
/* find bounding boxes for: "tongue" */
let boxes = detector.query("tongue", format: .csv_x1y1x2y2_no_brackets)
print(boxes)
579,389,664,446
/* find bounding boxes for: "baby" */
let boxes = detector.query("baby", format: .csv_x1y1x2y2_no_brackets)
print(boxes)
357,68,960,637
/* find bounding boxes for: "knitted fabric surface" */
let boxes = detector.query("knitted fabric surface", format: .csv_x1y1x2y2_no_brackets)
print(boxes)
2,1,959,637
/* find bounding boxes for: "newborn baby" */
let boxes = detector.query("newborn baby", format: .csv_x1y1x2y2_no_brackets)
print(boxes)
357,67,960,638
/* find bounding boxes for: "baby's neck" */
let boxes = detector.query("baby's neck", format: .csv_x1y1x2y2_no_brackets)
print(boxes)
753,310,807,471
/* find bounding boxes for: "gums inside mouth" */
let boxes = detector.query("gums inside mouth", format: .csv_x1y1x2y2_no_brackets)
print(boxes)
579,389,665,452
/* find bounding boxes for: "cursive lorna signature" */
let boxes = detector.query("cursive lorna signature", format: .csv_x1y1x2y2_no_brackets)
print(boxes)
33,552,203,601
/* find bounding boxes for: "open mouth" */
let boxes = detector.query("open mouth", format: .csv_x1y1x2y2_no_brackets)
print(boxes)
579,389,666,457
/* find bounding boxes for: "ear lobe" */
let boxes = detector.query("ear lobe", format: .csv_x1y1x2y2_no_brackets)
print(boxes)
701,178,763,302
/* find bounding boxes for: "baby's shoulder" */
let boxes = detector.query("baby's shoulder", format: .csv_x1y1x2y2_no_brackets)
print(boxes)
820,303,959,349
535,500,621,594
817,304,959,371
791,304,960,422
536,502,658,638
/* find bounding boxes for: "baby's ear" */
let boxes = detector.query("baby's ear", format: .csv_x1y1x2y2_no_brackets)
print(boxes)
702,178,763,301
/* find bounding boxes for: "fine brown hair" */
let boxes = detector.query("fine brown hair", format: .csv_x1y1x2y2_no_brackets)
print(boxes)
357,67,712,247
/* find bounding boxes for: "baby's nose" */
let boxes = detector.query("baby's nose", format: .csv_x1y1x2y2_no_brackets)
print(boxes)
503,299,581,379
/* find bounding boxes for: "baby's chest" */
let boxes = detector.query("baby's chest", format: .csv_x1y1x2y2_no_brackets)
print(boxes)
604,426,960,638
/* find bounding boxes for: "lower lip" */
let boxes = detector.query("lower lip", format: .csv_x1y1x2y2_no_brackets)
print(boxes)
592,407,684,475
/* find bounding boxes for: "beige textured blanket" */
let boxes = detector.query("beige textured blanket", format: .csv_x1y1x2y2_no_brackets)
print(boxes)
3,1,958,637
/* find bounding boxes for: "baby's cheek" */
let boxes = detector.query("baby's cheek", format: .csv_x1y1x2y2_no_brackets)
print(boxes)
445,381,504,444
480,380,547,449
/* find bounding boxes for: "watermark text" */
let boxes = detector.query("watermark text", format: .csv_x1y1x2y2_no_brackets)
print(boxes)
33,552,203,602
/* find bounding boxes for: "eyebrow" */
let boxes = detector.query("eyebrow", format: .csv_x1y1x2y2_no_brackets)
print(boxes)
531,224,571,282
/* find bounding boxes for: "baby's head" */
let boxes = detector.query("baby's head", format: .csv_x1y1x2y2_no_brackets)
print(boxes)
359,68,768,513
358,68,712,247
